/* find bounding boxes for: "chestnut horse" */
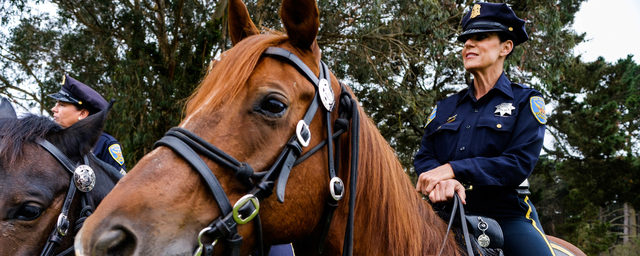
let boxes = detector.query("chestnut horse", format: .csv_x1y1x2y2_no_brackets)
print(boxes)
0,102,122,255
75,0,585,255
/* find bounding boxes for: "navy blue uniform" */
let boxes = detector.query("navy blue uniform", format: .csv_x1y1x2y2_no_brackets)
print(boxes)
93,132,126,174
414,73,554,255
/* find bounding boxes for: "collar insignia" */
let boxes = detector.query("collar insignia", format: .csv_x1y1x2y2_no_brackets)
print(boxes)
446,114,457,123
495,102,515,117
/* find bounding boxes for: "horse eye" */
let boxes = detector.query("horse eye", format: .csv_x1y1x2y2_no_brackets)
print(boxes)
14,204,43,221
257,96,288,117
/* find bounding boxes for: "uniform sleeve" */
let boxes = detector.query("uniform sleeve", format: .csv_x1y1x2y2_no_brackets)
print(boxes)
102,140,126,172
413,129,444,176
449,95,545,187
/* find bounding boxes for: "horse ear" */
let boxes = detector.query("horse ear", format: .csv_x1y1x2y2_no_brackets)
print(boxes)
52,104,110,157
280,0,319,50
228,0,259,45
0,97,17,120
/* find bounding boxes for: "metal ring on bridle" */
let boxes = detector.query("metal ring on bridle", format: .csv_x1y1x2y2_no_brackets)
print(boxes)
296,120,311,147
232,194,260,225
318,78,335,111
194,227,218,256
329,177,345,201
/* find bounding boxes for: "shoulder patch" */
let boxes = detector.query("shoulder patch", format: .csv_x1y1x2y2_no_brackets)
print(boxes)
425,105,437,128
529,96,547,124
108,144,125,166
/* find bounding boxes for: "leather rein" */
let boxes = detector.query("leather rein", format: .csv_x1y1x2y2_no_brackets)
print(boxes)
36,140,111,256
153,47,360,256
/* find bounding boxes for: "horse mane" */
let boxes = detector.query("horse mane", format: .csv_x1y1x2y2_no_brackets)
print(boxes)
185,33,288,116
0,114,61,165
354,102,460,254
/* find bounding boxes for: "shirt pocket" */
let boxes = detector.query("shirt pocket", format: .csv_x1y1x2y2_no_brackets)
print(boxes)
426,120,462,161
475,116,516,153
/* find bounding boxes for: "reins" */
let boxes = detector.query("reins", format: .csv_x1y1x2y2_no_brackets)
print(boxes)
153,46,360,256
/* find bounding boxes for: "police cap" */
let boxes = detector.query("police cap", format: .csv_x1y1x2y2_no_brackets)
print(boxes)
458,2,528,46
48,75,108,115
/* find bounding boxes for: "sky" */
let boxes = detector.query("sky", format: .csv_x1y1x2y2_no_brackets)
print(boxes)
572,0,640,63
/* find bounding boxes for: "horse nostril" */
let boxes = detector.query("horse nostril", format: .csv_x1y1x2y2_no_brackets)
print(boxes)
94,226,137,255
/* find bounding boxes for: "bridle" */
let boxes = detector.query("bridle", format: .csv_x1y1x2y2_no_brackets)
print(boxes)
153,47,360,256
36,139,120,256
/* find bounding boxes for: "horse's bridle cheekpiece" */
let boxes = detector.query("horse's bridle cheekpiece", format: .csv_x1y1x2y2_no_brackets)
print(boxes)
36,140,100,256
154,47,360,256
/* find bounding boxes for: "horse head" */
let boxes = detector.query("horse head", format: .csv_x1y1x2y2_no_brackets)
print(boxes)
76,0,459,255
0,108,122,255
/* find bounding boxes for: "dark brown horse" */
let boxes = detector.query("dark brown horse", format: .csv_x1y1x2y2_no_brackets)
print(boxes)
0,101,122,255
75,0,584,255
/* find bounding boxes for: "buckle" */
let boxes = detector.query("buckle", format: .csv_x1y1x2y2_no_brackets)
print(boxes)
193,226,218,256
296,120,311,147
329,177,344,201
56,213,69,236
232,194,260,225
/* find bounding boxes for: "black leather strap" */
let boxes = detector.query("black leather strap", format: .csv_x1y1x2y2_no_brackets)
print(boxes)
154,135,233,216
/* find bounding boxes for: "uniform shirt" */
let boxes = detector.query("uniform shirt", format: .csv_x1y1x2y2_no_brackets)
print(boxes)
414,73,546,217
93,132,126,174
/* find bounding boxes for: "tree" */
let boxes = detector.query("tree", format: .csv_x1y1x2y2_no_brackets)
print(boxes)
1,0,223,165
535,56,640,254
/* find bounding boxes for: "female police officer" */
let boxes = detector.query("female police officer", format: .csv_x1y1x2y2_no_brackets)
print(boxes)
49,74,127,174
414,2,554,255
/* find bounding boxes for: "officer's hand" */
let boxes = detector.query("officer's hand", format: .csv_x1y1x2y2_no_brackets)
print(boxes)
427,179,466,204
416,163,455,195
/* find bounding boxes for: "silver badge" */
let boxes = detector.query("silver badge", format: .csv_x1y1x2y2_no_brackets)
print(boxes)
74,165,96,192
494,102,515,116
318,78,335,111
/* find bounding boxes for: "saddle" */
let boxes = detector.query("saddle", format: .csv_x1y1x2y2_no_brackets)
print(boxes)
437,194,504,256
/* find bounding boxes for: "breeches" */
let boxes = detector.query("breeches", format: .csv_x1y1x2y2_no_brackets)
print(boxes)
498,197,555,256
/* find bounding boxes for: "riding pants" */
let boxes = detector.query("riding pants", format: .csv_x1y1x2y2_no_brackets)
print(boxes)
498,196,555,256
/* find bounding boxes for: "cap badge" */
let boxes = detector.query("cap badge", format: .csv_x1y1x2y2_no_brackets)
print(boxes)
424,105,437,128
471,4,481,19
60,75,66,85
494,102,515,117
529,96,547,124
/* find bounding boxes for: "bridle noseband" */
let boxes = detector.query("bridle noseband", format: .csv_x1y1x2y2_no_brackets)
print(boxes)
153,47,360,256
36,139,121,256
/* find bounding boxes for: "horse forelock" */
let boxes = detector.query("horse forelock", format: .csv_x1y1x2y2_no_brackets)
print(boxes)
183,34,289,126
354,106,461,255
0,115,61,166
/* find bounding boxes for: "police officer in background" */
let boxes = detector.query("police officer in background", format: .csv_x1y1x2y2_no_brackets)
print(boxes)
414,2,554,255
48,74,126,174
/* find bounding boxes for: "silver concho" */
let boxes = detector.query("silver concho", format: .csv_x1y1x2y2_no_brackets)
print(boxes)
74,165,96,192
478,233,491,248
318,78,335,111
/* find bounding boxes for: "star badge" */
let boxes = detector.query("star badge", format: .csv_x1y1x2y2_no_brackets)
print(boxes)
494,102,515,117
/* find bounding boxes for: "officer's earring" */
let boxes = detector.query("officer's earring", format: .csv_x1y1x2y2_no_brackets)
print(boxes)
78,117,82,120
